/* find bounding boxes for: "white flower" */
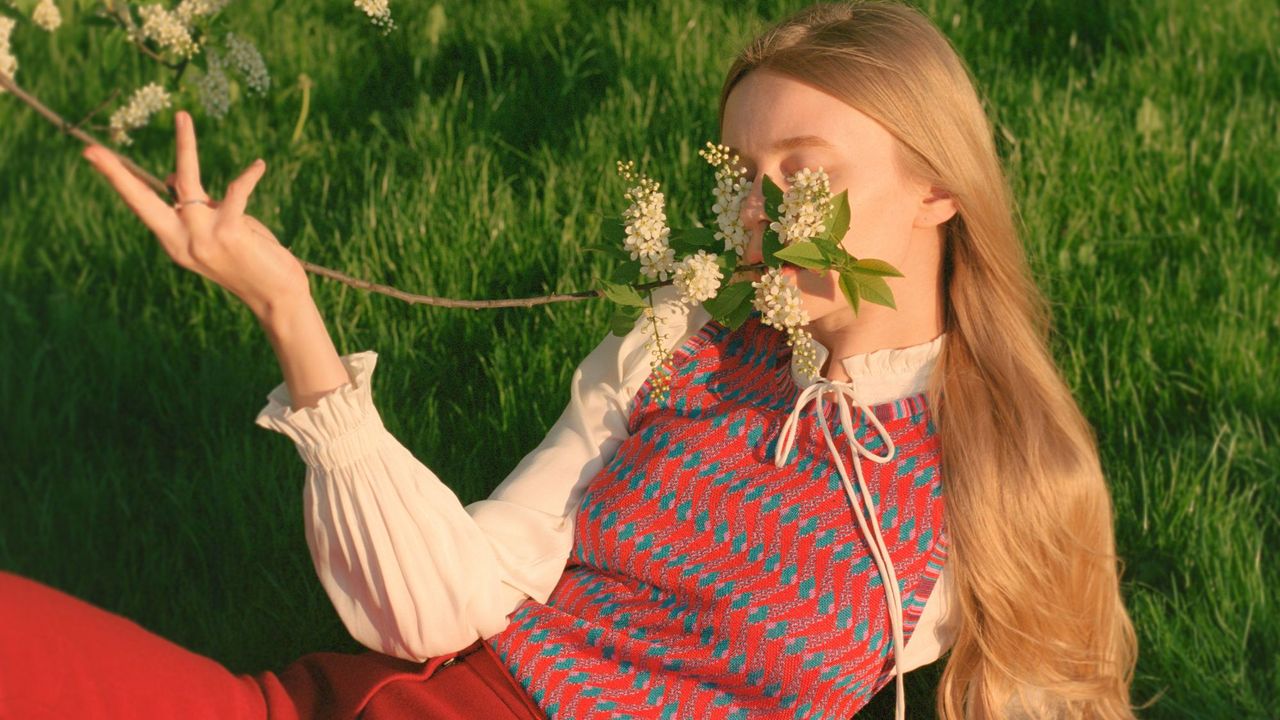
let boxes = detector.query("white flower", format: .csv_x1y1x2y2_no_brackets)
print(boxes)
769,166,832,245
195,48,231,118
174,0,230,25
223,32,269,95
673,249,723,306
698,142,752,257
108,82,172,146
0,17,17,92
638,246,677,281
354,0,395,32
752,266,809,331
137,4,199,59
616,160,676,282
640,302,675,403
32,0,62,32
752,266,819,380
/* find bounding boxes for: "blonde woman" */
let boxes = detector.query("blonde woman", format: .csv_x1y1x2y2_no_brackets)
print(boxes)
0,1,1136,718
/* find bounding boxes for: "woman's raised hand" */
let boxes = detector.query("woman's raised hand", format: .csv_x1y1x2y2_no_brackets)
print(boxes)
83,109,310,320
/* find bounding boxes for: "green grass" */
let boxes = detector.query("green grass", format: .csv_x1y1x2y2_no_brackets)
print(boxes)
1,0,1276,716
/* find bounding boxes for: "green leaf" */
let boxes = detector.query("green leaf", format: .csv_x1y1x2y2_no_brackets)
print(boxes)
762,228,784,268
855,273,897,309
722,291,755,330
600,217,627,246
837,272,861,315
773,241,828,271
762,174,784,220
601,281,648,307
811,236,847,263
588,217,632,263
703,281,754,322
715,251,739,278
607,304,644,336
585,244,631,262
608,259,642,284
847,258,905,278
669,226,719,255
822,190,851,243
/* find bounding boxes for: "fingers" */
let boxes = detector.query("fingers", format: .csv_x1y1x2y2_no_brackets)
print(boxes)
168,174,225,209
84,145,187,253
220,159,266,219
173,110,208,202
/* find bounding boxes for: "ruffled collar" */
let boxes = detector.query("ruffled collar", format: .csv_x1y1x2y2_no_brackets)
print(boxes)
789,331,946,406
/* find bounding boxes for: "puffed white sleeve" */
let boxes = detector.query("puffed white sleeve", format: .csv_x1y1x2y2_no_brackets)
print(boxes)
253,285,705,662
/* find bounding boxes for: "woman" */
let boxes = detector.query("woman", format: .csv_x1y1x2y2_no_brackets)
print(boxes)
1,1,1137,718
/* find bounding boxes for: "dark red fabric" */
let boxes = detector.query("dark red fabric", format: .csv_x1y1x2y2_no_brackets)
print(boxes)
0,571,545,720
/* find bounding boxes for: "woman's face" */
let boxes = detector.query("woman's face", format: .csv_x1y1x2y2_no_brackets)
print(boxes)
721,69,951,325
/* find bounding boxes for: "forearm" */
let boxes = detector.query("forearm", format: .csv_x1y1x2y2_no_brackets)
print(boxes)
256,293,350,411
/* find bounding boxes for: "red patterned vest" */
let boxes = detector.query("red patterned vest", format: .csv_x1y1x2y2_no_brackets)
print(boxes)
487,311,948,718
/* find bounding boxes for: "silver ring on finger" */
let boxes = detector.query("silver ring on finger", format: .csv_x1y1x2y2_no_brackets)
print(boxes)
174,197,214,210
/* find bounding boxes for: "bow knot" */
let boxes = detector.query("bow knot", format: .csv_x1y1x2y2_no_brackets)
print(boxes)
774,378,910,720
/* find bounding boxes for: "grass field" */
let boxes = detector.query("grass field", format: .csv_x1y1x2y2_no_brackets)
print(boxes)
0,0,1276,716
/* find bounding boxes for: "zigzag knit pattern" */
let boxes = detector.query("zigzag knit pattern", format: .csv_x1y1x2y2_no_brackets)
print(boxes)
487,311,948,718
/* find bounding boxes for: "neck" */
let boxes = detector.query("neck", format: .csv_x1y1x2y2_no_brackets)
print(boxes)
810,229,945,382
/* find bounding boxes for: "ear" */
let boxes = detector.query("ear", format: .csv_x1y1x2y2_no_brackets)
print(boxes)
913,186,958,229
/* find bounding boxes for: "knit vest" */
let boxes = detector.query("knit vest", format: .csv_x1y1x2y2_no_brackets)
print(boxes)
487,311,948,718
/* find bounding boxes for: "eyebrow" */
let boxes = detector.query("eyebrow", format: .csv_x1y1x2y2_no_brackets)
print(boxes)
724,135,838,159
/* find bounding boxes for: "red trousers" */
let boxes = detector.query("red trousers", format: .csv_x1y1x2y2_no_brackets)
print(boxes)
0,571,546,720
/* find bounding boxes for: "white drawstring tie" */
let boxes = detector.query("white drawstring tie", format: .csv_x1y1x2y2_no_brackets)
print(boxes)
775,379,907,720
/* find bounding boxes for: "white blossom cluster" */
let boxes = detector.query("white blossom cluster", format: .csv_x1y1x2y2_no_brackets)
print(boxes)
135,3,199,59
108,81,172,146
0,17,17,92
672,249,723,306
616,160,677,281
354,0,395,32
752,266,809,331
770,166,832,245
194,48,231,118
32,0,62,32
223,31,269,95
175,0,231,25
698,142,753,257
752,266,819,381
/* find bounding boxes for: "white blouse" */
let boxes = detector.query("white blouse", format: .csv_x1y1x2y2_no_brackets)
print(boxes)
254,285,959,677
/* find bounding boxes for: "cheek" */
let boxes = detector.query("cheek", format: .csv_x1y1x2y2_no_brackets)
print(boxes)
836,187,919,259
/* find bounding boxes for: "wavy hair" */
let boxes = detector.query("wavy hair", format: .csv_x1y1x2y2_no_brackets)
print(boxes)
718,3,1139,717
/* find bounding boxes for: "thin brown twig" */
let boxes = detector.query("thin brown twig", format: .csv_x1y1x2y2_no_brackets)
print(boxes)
0,72,766,309
73,88,121,132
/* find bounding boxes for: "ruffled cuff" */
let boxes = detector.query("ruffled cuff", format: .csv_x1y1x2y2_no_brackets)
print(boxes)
254,350,388,467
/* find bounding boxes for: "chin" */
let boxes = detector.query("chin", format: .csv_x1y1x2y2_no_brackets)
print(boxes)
788,266,843,321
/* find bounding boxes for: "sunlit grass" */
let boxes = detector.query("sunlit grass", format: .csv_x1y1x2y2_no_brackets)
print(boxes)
0,0,1275,715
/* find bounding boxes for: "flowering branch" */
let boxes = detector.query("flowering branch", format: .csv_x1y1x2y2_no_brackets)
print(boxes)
601,143,908,393
3,3,891,344
1,69,767,309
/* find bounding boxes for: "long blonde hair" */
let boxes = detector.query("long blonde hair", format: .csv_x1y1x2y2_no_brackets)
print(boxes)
718,3,1139,717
